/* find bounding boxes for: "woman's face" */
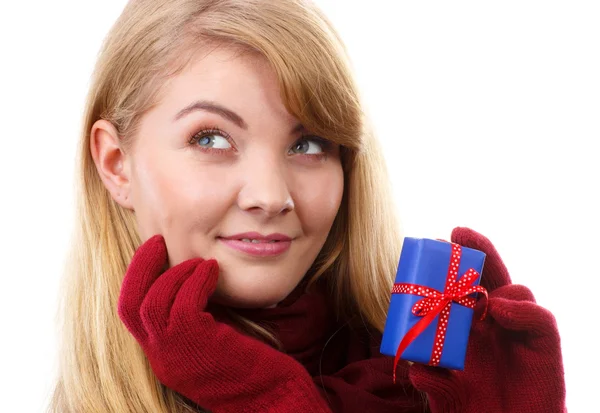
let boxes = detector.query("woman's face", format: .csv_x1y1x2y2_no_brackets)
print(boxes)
92,47,344,308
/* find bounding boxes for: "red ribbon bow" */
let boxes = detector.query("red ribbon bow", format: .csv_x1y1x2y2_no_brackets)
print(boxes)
392,243,488,383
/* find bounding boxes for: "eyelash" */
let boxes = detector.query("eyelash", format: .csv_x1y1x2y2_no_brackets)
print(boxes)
188,127,234,154
188,126,333,159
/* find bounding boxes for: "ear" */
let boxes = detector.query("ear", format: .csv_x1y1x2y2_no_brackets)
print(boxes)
90,119,134,210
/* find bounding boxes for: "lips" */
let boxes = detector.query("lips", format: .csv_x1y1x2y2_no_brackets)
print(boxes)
218,232,293,257
220,232,292,242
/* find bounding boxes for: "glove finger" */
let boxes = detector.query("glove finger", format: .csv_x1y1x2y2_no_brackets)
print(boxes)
472,284,535,319
118,234,168,342
451,227,511,292
489,284,536,303
139,257,203,337
487,295,559,338
170,259,220,329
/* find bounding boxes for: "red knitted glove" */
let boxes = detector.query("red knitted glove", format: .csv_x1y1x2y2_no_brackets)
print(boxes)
408,227,567,413
117,235,331,413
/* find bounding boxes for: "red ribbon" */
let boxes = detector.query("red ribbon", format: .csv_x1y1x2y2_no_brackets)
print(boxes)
392,243,488,383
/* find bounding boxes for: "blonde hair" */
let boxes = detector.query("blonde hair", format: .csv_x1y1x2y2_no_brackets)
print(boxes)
49,0,403,411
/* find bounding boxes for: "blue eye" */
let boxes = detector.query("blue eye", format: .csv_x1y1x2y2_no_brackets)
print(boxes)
290,137,326,155
193,132,232,149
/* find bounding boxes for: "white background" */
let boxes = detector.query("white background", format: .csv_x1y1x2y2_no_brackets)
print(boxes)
1,1,597,411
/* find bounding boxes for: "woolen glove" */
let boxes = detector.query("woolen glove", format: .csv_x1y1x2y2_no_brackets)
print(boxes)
408,227,567,413
117,235,331,413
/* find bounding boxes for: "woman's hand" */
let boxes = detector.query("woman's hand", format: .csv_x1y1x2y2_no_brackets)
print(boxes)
408,227,567,413
117,235,331,413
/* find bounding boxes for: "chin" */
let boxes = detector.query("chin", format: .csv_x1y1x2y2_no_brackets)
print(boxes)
212,278,295,309
206,259,306,308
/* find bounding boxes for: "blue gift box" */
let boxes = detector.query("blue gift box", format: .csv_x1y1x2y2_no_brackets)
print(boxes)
380,237,486,370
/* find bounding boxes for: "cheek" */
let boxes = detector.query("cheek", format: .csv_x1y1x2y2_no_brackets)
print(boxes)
130,154,232,246
294,163,344,236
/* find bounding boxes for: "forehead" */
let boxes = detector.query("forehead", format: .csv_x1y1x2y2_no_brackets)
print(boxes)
154,46,297,127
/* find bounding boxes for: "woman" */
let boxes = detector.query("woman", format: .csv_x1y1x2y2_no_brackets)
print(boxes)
49,0,566,412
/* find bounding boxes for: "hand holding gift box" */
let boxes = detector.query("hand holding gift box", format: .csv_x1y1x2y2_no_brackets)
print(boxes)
380,237,488,382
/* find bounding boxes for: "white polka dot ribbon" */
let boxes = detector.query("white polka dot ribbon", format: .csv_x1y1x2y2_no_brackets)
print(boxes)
390,243,488,383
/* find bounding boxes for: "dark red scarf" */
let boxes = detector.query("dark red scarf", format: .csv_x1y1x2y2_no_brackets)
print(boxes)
232,280,427,413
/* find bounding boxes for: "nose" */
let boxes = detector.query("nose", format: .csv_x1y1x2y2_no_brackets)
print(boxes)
236,158,295,218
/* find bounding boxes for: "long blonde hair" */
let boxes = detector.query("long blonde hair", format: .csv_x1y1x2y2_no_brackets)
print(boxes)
49,0,403,411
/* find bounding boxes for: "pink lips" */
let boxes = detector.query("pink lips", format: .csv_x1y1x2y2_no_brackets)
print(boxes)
219,232,292,257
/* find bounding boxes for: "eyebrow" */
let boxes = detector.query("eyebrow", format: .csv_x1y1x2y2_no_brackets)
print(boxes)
173,100,305,134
